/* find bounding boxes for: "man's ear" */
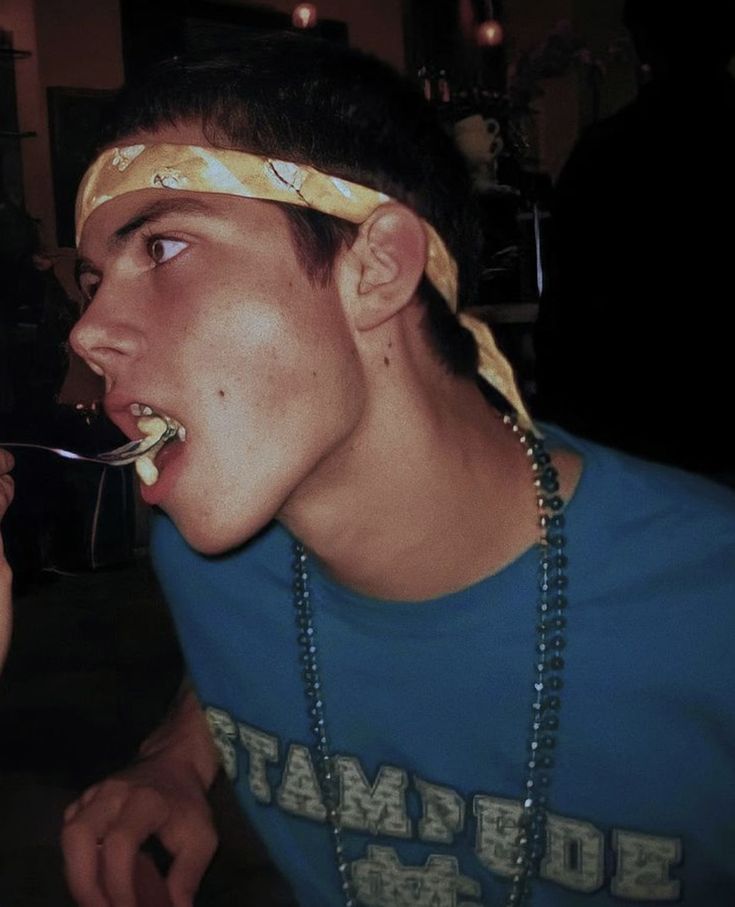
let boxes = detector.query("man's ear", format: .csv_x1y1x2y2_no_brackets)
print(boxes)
341,203,427,331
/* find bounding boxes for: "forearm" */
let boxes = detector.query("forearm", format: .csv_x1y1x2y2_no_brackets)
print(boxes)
138,679,220,791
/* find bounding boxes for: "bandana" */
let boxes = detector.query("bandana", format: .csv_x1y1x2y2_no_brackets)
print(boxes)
76,144,532,429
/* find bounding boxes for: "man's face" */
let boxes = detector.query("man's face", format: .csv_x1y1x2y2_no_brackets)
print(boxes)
71,127,365,554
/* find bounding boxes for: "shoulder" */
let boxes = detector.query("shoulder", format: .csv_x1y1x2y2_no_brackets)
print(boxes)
553,424,735,517
548,425,735,586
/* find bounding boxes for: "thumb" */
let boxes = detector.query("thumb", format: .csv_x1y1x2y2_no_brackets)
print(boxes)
133,852,174,907
165,833,218,907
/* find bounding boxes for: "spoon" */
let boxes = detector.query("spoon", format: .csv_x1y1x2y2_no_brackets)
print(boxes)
0,424,177,467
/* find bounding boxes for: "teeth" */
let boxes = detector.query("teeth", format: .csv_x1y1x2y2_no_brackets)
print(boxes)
177,425,187,441
130,404,183,431
129,402,159,417
135,455,159,486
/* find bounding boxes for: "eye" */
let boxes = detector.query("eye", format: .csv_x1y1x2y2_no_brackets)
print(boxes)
147,237,189,265
77,270,100,302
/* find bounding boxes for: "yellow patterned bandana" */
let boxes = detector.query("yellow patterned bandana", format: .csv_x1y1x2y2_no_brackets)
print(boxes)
76,143,532,428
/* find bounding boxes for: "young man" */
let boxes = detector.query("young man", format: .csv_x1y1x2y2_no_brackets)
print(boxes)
13,31,734,907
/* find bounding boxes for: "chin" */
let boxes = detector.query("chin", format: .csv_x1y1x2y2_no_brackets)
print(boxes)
172,508,270,558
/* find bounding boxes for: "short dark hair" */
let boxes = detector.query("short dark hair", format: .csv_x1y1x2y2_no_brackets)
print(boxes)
99,32,480,375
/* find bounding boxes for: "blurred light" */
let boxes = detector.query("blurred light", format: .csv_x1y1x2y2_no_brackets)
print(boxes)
476,19,504,47
292,3,318,29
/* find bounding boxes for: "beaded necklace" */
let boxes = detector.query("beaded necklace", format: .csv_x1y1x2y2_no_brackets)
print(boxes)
292,412,568,906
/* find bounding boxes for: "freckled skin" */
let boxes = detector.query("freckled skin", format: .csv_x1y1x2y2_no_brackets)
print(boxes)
384,356,390,367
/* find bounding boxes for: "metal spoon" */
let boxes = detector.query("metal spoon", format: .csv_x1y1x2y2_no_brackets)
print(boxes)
0,424,178,467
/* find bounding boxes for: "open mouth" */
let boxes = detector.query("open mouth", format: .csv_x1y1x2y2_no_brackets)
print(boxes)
129,403,187,487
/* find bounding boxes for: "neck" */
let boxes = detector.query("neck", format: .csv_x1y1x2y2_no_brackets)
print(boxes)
278,312,581,600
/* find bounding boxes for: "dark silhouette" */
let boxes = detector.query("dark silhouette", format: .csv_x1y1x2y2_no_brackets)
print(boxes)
534,0,735,478
0,176,43,419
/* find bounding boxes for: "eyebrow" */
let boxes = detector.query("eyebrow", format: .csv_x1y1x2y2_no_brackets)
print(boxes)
110,196,214,248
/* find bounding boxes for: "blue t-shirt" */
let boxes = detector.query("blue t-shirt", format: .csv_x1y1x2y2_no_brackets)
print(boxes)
151,430,735,905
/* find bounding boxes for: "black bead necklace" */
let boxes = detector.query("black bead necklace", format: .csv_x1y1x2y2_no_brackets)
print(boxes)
292,412,568,906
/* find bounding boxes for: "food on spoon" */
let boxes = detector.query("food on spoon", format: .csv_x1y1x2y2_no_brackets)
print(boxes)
137,415,168,439
136,454,160,487
132,412,183,487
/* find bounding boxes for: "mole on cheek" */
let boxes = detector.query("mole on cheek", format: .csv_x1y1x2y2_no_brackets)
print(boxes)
218,389,226,398
383,356,390,367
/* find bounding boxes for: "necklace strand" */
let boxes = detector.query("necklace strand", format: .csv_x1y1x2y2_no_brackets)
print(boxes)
292,412,568,906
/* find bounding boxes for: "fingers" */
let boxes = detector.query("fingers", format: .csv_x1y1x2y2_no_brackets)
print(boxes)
133,853,174,907
0,470,13,512
0,448,14,475
0,448,15,559
163,819,218,907
100,788,171,906
63,780,169,907
63,781,124,907
0,552,10,670
62,773,218,907
0,449,14,671
62,807,111,907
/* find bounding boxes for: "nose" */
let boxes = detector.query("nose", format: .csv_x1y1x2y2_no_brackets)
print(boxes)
70,289,143,383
